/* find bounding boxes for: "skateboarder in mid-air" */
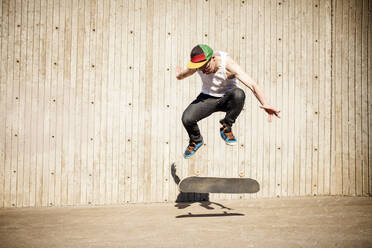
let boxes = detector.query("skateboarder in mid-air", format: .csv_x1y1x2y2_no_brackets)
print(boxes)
176,44,280,158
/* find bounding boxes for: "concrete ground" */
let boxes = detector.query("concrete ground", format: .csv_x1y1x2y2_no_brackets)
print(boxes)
0,196,371,248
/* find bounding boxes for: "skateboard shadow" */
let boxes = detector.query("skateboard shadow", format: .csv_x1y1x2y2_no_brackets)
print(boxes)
176,212,244,218
171,163,235,212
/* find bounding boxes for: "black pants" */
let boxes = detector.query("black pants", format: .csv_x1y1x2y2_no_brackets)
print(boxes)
182,88,246,143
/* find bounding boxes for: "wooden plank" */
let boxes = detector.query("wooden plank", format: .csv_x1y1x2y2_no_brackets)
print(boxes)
111,0,120,204
231,0,240,201
354,0,363,196
324,0,332,195
332,0,344,195
361,0,368,196
150,0,159,202
287,0,295,196
256,0,265,198
312,0,320,196
131,0,141,203
178,0,188,197
61,0,72,206
86,0,97,206
78,0,90,206
0,0,8,208
99,0,109,205
48,0,59,207
347,0,357,196
318,0,330,195
22,0,34,207
4,0,13,208
249,0,259,199
299,0,307,196
101,0,110,205
0,0,2,208
137,0,147,203
151,2,159,201
105,0,116,204
30,0,41,207
174,0,184,201
11,0,21,208
134,0,144,203
276,0,284,198
369,0,372,196
140,0,149,201
93,0,104,205
293,0,302,196
168,0,178,202
237,0,248,200
43,0,55,207
155,0,165,202
280,0,289,197
317,0,325,196
176,0,186,200
124,0,134,203
35,0,47,207
304,0,313,196
54,0,66,207
258,0,267,198
143,0,153,202
73,0,85,205
17,0,29,207
67,0,78,206
162,0,172,202
245,0,255,199
268,0,276,198
117,0,127,205
110,1,120,204
341,0,349,195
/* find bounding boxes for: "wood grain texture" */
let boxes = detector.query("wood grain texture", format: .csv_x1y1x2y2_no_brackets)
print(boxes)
0,0,370,207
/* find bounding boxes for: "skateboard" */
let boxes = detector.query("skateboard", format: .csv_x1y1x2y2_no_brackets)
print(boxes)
178,176,260,194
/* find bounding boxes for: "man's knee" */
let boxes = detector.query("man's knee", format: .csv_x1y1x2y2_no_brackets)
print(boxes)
231,88,245,101
181,112,195,127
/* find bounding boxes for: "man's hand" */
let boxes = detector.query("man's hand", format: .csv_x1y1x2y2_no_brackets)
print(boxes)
259,105,280,123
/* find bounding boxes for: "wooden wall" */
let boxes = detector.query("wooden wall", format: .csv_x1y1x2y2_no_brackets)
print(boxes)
0,0,371,207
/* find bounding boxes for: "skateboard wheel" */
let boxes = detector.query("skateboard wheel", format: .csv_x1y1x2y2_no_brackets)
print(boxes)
239,172,245,177
195,170,200,176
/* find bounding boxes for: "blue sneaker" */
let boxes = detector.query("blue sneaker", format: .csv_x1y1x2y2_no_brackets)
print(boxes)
183,140,204,158
220,125,237,146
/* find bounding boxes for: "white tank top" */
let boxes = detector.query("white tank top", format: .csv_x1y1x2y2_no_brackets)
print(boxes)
197,51,240,97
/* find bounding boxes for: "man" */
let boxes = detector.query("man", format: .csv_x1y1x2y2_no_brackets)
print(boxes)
176,44,280,158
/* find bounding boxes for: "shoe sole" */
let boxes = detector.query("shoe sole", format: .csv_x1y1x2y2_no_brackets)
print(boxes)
225,140,237,146
220,130,237,146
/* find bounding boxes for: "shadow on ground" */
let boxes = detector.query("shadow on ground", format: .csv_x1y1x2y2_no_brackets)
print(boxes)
171,163,244,218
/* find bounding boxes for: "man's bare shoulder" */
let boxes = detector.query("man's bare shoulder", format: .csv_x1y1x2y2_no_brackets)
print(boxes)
225,55,241,76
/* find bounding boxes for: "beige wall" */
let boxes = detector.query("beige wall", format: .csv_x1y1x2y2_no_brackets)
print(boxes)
0,0,371,207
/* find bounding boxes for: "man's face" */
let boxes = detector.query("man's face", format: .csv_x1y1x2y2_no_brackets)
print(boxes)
199,58,214,74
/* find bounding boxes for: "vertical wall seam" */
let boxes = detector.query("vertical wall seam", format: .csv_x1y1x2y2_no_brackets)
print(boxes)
330,0,334,195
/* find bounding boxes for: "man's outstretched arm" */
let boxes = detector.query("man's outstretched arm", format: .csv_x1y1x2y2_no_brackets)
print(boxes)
176,66,196,80
226,56,280,122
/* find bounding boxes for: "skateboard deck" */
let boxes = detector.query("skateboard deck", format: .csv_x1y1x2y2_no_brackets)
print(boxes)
178,176,260,194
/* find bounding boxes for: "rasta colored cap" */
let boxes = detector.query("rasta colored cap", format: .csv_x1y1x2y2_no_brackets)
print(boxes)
187,44,214,69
